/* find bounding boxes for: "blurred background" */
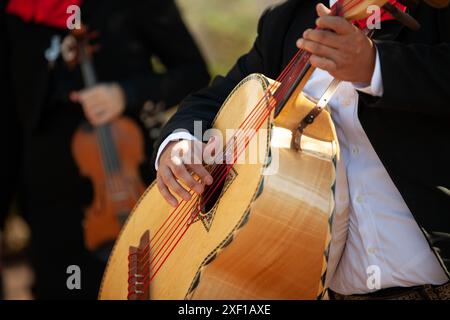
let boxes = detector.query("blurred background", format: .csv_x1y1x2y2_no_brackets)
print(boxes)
0,0,280,300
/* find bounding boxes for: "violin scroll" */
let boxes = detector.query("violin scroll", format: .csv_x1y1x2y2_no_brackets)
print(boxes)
61,25,100,69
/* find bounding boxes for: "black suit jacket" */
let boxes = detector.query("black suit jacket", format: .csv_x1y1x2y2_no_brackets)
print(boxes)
157,0,450,275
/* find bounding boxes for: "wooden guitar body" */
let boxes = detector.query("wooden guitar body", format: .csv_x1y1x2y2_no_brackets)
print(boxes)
72,117,146,255
99,73,339,299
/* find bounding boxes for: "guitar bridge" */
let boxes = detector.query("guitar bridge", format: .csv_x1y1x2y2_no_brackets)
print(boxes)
127,230,150,300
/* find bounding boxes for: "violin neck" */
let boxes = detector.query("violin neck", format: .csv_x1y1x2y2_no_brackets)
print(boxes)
79,45,123,176
79,44,97,88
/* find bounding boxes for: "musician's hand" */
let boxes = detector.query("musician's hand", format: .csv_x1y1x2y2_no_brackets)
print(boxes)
157,138,217,207
296,3,376,84
70,83,126,126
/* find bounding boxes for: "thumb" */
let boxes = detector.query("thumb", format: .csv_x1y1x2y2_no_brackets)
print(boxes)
316,3,331,17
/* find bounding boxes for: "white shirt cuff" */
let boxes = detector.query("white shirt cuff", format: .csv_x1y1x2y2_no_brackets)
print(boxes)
155,131,199,170
353,48,384,97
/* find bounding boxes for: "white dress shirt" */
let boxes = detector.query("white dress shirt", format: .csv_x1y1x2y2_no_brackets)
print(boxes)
155,13,449,295
302,57,448,295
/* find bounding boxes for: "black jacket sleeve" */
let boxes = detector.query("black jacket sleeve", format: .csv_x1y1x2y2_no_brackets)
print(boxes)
155,8,269,151
361,9,450,116
119,0,210,113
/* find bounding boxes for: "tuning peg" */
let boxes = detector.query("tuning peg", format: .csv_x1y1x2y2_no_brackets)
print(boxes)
383,2,421,30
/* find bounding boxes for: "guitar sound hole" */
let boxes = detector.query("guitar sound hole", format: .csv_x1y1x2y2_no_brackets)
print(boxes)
199,165,229,214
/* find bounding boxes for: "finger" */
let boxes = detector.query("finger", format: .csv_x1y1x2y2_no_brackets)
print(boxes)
160,166,192,201
316,16,355,34
302,29,342,49
79,94,105,108
203,136,220,164
157,172,178,207
77,87,105,104
187,163,213,185
82,103,109,126
70,91,80,103
82,103,103,118
170,159,204,194
84,112,102,126
309,54,337,73
297,38,339,59
90,110,110,126
316,3,331,17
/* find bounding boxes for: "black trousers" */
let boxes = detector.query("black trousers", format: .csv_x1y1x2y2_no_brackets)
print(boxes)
21,106,105,300
0,100,20,229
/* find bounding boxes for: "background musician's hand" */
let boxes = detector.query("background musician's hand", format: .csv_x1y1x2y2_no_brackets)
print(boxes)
157,138,217,207
296,3,376,84
70,83,126,126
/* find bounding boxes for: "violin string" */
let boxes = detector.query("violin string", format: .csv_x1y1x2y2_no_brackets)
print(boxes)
105,124,127,195
81,41,123,194
96,126,114,192
133,0,363,293
98,126,119,193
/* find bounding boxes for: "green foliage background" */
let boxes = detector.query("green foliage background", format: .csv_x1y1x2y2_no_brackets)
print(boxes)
177,0,280,77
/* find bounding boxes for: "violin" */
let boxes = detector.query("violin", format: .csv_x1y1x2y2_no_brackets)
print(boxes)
65,26,146,260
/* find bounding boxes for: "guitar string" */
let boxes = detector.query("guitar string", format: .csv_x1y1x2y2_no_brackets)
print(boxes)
132,0,363,293
136,49,320,289
131,51,305,286
137,48,305,261
134,48,304,266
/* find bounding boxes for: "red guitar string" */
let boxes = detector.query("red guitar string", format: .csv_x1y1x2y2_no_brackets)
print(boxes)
142,50,306,257
139,53,316,287
136,62,301,286
139,65,310,292
134,55,302,276
137,1,360,270
132,0,364,295
136,15,341,295
143,95,281,289
135,48,305,263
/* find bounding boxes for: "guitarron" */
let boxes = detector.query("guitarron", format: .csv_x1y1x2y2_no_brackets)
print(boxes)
100,0,388,299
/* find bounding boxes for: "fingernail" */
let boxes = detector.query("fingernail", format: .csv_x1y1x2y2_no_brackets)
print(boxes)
195,185,204,194
303,30,310,38
297,39,304,48
205,176,213,185
208,136,215,144
183,194,192,201
170,200,178,207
